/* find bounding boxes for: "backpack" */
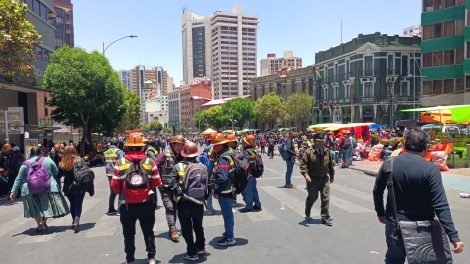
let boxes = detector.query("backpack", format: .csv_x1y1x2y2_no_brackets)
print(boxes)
74,159,95,196
341,137,352,149
181,163,208,204
278,143,289,161
24,157,50,194
122,160,150,204
198,149,214,173
225,151,249,194
250,152,264,178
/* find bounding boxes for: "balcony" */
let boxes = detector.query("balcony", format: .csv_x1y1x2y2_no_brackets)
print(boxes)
361,96,376,103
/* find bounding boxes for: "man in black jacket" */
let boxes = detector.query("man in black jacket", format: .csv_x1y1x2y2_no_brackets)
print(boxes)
373,128,464,263
283,132,296,188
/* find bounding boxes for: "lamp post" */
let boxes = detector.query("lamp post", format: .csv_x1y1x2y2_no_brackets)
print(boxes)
102,35,138,56
229,119,237,131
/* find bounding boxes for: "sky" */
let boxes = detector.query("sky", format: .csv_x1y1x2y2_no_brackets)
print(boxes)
74,0,421,84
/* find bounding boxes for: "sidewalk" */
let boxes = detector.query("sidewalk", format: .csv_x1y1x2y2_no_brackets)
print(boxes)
349,160,470,193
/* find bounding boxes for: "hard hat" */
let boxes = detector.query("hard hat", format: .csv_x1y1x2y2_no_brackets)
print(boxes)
171,134,185,144
180,141,200,158
226,133,238,143
212,133,228,146
243,134,256,147
125,133,145,147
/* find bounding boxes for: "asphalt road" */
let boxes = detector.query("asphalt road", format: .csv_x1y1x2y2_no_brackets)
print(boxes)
1,154,469,264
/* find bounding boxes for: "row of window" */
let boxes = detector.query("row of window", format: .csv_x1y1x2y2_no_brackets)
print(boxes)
320,82,413,101
23,0,49,21
422,78,466,95
422,20,464,40
422,49,464,67
423,0,464,12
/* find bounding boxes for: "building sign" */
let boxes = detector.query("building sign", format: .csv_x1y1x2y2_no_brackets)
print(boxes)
0,107,25,135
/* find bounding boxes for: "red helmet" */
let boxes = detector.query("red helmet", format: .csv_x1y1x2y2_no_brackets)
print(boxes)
226,133,238,143
180,141,200,158
212,133,227,146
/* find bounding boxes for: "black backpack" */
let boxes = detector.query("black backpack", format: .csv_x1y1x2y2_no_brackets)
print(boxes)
224,150,249,194
74,159,95,196
250,152,264,178
181,163,208,204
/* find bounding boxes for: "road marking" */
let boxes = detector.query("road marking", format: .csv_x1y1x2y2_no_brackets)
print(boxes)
244,207,277,222
296,188,373,214
260,186,306,217
17,198,100,244
85,214,120,238
264,167,284,176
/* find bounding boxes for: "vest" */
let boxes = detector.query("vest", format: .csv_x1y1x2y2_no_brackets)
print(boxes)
161,150,178,187
104,147,120,177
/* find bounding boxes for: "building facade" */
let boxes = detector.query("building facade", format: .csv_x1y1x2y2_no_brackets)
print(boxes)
168,89,180,132
119,70,131,91
313,33,421,126
402,25,422,37
260,51,302,77
182,10,212,84
421,0,470,106
210,6,259,99
179,79,212,131
52,0,74,50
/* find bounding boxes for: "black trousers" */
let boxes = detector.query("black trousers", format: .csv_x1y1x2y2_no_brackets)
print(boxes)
268,144,274,158
107,177,117,212
119,202,156,263
177,200,205,256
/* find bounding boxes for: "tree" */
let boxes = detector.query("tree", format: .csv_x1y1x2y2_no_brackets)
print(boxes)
194,106,230,130
222,98,255,128
286,92,313,130
0,0,40,83
116,91,140,133
254,92,287,129
43,46,126,154
148,120,163,134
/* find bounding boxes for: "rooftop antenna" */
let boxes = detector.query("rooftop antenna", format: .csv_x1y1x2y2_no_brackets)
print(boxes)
183,1,188,14
340,16,343,43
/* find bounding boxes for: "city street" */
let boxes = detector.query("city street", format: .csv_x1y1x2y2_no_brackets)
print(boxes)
1,154,469,264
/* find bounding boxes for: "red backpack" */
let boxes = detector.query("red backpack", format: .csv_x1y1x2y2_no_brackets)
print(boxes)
122,160,151,204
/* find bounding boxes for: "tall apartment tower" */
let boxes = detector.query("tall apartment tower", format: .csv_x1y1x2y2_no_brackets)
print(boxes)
53,0,74,50
182,10,212,84
210,6,259,98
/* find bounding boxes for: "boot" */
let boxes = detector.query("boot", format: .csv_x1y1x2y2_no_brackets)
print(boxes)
74,217,80,233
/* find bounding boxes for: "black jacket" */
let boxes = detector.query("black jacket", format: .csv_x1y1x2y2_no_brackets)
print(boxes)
373,153,460,243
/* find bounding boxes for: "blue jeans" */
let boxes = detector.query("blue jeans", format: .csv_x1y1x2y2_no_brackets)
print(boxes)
340,149,349,167
242,176,261,209
206,190,214,211
218,196,234,240
285,160,294,186
385,219,406,264
66,192,85,220
348,148,353,165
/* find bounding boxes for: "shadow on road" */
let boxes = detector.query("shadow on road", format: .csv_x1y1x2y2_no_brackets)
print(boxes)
168,252,211,263
208,236,249,250
155,231,180,243
298,217,322,227
130,258,162,264
12,222,96,237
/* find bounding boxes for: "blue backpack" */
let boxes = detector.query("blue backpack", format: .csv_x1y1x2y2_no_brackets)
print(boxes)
198,149,214,173
278,143,289,161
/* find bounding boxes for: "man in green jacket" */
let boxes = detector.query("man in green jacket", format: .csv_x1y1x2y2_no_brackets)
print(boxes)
300,133,335,226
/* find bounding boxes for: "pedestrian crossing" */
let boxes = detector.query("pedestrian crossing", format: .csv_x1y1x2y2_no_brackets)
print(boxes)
0,172,376,245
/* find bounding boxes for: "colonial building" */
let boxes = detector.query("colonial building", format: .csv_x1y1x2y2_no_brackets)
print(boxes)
313,32,421,126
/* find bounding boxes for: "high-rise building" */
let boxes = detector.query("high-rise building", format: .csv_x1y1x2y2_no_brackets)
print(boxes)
260,51,302,77
421,0,469,106
168,88,180,132
210,6,259,99
119,70,131,91
182,10,212,84
53,0,74,50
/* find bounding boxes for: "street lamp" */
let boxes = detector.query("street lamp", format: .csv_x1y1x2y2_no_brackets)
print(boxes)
102,35,138,56
229,119,237,131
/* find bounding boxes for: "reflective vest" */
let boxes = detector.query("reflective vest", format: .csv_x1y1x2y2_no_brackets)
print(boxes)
104,147,121,177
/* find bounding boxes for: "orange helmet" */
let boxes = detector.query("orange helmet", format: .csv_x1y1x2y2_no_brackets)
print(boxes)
171,134,185,144
206,132,216,142
125,133,145,147
243,134,256,147
180,141,200,158
226,133,238,143
212,133,227,146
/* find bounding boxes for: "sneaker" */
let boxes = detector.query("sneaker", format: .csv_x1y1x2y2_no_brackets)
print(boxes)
283,184,295,188
322,218,333,226
197,247,206,255
147,257,156,264
207,209,215,215
106,210,118,216
253,206,262,212
239,207,253,213
216,237,236,246
183,254,199,261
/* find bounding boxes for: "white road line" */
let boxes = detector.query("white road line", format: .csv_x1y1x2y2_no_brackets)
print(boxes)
17,198,100,244
296,188,373,214
333,184,373,202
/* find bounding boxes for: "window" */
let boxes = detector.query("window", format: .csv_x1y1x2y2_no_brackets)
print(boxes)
344,84,350,98
363,82,374,97
467,10,470,26
322,86,328,100
434,0,443,10
457,0,464,5
433,80,443,94
423,25,433,40
433,51,443,66
444,21,455,37
445,0,455,8
33,0,39,12
423,53,433,67
364,56,373,76
333,86,338,100
456,19,465,35
423,0,434,11
402,55,409,75
400,81,410,96
456,49,464,64
466,76,470,90
423,81,433,95
444,50,455,65
456,78,464,91
443,79,454,93
434,24,442,38
466,42,470,59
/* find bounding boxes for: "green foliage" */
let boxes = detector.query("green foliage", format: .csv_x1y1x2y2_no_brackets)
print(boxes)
286,92,313,129
221,98,255,128
179,126,189,134
148,120,163,134
117,91,141,133
43,46,126,141
0,0,40,83
163,127,173,134
194,105,229,130
254,92,287,128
